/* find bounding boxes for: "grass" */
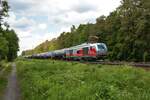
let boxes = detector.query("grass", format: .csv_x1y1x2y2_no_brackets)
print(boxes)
16,59,150,100
0,61,11,98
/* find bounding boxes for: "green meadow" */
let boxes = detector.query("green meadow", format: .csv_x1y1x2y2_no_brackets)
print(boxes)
16,59,150,100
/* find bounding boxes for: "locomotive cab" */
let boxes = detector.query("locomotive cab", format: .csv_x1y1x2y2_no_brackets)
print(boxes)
95,43,107,59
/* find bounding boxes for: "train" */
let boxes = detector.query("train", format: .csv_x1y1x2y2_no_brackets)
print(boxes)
24,43,108,61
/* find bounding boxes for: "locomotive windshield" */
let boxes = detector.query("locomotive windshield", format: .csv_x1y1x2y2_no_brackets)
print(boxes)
97,45,105,50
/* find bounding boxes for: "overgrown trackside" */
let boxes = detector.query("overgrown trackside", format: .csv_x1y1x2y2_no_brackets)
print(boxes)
16,59,150,100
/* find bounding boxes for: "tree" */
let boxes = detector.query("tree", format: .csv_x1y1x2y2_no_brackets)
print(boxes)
0,1,19,61
0,0,9,26
4,29,19,61
0,36,8,60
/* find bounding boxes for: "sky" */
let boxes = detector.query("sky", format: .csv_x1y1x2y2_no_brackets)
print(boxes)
6,0,121,54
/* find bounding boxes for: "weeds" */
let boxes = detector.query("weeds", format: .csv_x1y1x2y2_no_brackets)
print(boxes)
16,59,150,100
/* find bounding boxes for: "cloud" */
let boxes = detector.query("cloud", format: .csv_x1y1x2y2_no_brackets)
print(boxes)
7,0,121,55
14,17,35,30
8,0,37,12
38,23,47,30
72,1,98,13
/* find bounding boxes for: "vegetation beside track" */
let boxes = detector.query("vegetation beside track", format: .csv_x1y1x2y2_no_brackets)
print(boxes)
16,59,150,100
0,61,11,98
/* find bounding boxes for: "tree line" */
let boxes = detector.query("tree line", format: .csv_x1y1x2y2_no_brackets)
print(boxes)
0,1,19,61
22,0,150,62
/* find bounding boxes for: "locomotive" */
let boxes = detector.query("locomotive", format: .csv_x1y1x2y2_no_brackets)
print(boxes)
25,43,107,60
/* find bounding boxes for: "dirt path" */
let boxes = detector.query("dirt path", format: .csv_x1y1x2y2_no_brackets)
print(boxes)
3,63,21,100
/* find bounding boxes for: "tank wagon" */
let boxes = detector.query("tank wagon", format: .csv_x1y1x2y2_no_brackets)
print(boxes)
25,43,107,61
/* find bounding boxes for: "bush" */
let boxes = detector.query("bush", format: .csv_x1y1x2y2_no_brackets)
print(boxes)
143,52,150,62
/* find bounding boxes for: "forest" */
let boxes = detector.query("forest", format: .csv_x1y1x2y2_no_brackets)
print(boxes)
22,0,150,62
0,0,19,61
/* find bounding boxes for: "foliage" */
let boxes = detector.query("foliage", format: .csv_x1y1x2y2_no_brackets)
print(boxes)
16,59,150,100
4,29,19,61
143,52,150,62
0,1,19,61
0,0,9,25
22,0,150,62
0,36,8,60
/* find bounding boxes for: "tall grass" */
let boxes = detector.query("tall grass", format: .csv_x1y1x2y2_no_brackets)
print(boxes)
16,59,150,100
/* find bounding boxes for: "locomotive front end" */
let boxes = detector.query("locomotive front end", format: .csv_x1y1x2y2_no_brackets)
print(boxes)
96,43,107,59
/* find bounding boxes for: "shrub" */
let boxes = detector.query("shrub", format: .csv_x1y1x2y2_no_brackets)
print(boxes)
143,52,150,62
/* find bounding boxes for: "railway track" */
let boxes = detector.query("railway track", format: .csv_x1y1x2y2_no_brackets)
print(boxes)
26,58,150,70
80,61,150,70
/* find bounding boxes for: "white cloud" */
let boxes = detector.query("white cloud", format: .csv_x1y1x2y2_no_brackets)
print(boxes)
38,23,47,30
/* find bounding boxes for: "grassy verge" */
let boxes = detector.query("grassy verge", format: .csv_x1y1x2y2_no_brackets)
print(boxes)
16,59,150,100
0,61,11,98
